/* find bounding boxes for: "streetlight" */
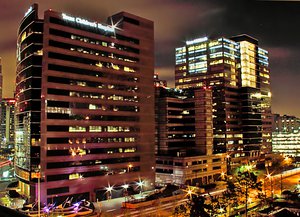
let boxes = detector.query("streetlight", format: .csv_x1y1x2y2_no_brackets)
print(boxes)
220,171,228,182
35,165,41,217
128,164,133,172
137,179,144,195
105,184,114,200
183,186,196,199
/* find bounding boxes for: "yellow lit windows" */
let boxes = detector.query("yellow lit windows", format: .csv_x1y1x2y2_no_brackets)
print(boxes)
124,147,136,153
210,59,223,65
194,43,207,50
89,104,97,110
188,46,195,52
112,64,120,70
21,32,27,43
31,172,40,179
210,52,222,58
95,62,103,68
36,50,43,55
107,95,124,101
224,59,235,66
69,126,86,132
124,66,135,72
107,126,131,132
124,137,135,142
89,126,102,132
239,41,257,88
209,41,220,47
69,173,81,180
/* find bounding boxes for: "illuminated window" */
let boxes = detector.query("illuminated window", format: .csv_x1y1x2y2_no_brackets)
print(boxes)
124,66,135,72
69,126,86,132
69,173,81,180
89,104,97,110
124,147,136,153
96,62,103,68
21,32,27,43
112,64,120,70
89,126,102,132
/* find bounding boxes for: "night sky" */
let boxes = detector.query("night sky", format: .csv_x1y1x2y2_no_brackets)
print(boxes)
0,0,299,116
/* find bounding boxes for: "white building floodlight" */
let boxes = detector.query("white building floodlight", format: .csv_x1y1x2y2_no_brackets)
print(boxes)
186,37,208,45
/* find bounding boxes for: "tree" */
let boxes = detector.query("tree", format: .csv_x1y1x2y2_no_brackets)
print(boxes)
173,194,210,217
189,194,210,217
223,168,263,217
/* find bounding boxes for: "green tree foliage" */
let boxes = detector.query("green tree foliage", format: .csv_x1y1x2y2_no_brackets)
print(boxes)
222,169,263,216
173,194,210,217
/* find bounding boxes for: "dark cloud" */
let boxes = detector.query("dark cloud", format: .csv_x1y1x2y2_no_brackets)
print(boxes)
0,0,299,116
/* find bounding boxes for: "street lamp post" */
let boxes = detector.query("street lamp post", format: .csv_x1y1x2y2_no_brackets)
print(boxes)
137,180,144,195
122,184,129,209
128,164,133,173
105,185,113,200
36,165,41,217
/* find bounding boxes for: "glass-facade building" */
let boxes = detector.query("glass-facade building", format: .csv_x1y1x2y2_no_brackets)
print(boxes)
16,4,155,203
175,35,271,165
0,98,15,150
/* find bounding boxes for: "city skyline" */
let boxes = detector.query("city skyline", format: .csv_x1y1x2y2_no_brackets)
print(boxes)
0,0,300,117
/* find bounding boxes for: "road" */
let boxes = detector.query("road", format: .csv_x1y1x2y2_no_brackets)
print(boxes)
263,173,300,196
94,188,226,217
96,174,299,217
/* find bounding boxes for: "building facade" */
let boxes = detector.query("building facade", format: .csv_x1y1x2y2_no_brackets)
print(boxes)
0,58,3,100
272,114,300,157
175,35,271,166
16,4,155,203
0,98,15,150
272,114,300,133
155,86,226,185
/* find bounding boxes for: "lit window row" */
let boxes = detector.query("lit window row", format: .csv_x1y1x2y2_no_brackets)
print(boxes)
68,126,136,133
69,34,139,54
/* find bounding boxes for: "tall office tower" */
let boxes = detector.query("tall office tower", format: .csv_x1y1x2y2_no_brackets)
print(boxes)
155,85,226,185
16,4,155,203
175,35,271,165
0,98,15,150
0,58,3,99
231,35,272,156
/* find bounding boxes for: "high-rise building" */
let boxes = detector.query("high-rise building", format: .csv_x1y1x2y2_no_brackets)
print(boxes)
0,98,15,150
0,58,3,99
16,4,155,203
155,85,226,186
175,35,271,165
